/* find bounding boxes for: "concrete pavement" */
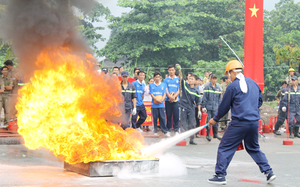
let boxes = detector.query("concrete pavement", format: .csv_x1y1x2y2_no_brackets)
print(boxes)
0,133,300,187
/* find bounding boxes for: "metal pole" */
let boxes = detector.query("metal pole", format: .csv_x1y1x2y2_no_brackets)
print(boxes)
219,36,244,67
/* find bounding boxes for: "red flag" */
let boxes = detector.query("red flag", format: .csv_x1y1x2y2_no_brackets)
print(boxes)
244,0,264,92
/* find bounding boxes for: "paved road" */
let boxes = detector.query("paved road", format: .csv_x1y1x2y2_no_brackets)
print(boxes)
0,133,299,187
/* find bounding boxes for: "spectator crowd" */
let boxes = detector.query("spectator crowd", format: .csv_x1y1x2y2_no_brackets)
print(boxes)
103,64,232,145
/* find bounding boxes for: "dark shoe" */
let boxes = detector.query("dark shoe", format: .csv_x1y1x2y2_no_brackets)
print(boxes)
289,127,294,138
207,175,226,185
206,135,212,142
266,172,276,183
213,126,222,140
273,130,281,135
190,141,197,145
294,127,300,138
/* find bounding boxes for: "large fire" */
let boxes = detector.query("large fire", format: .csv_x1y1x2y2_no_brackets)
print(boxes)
16,48,149,164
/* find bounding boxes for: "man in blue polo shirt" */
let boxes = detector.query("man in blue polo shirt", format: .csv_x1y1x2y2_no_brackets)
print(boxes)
132,70,147,132
164,65,180,136
150,71,169,137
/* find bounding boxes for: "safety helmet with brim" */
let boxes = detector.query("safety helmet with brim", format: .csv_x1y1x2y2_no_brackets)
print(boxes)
224,60,243,75
288,68,295,73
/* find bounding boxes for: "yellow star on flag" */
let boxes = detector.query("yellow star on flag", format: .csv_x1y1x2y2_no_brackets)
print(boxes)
249,4,259,17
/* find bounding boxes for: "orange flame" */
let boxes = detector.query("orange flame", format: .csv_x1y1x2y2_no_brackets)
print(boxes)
16,48,149,164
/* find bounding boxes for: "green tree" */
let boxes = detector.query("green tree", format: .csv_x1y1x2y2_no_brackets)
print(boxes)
76,2,111,53
263,0,300,96
101,0,245,75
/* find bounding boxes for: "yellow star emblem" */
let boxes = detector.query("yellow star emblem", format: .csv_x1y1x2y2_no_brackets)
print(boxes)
249,4,259,18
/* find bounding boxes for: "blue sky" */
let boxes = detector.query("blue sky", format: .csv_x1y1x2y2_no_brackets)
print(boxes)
95,0,300,52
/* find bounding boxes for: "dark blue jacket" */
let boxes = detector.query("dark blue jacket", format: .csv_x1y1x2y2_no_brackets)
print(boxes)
282,86,300,113
179,79,201,111
202,82,222,111
213,77,262,122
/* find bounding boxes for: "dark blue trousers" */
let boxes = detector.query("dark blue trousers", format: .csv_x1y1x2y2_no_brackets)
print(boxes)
207,110,218,128
215,120,272,177
152,108,168,133
165,101,180,132
121,110,131,130
275,109,287,128
131,104,147,129
288,111,300,128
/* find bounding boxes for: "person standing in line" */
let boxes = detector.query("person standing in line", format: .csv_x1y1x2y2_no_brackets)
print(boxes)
144,78,154,102
143,78,154,132
120,71,137,130
285,68,295,85
0,66,13,129
207,60,276,185
202,73,222,141
119,66,124,75
281,76,300,138
194,76,202,137
176,65,202,145
164,65,180,136
219,76,229,130
133,67,140,80
149,71,169,137
112,66,120,75
203,72,209,84
273,81,288,135
131,70,147,132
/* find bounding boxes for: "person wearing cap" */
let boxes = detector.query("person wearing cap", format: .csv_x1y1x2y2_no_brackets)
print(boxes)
273,81,288,135
281,75,300,138
285,68,299,85
101,67,108,74
120,71,137,130
131,70,147,132
207,60,276,185
202,73,222,141
176,65,202,145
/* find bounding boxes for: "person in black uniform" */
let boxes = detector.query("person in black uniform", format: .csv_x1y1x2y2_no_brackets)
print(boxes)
273,81,288,135
281,76,300,138
176,64,202,145
120,71,137,130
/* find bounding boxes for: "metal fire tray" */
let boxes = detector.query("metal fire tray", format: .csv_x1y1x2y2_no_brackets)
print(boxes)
64,159,159,177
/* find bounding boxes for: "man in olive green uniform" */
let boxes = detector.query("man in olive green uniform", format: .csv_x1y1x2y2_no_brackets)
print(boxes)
219,76,229,130
1,66,13,128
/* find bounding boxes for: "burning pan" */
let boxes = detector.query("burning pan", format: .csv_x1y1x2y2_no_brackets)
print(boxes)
64,159,159,177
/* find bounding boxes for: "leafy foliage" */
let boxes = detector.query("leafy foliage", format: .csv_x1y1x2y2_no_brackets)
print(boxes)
100,0,245,75
77,2,111,52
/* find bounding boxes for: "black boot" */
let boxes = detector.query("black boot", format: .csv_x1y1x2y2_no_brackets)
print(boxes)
190,135,197,145
206,126,212,142
273,123,281,135
294,127,300,138
289,127,294,139
213,126,222,140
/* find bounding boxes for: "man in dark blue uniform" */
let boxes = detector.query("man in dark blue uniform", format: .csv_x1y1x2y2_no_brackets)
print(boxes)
281,76,300,138
207,60,276,185
176,65,202,145
120,71,137,130
202,73,222,141
273,81,288,135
